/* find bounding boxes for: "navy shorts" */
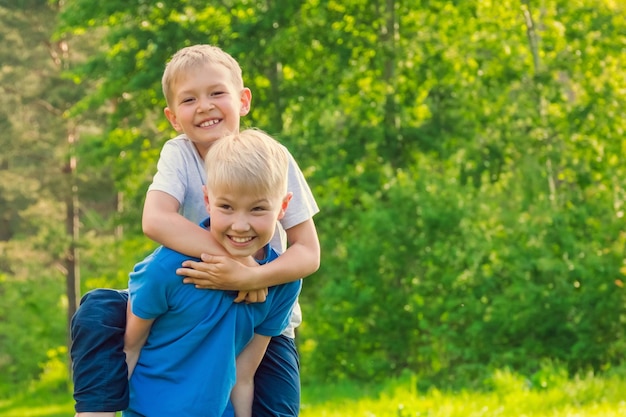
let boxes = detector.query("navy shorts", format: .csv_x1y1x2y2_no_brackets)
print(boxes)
253,334,301,417
71,288,301,416
71,288,129,412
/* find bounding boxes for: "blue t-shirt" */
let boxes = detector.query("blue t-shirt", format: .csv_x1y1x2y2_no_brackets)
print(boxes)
124,219,302,417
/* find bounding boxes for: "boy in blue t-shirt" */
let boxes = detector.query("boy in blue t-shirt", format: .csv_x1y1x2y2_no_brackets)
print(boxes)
123,129,301,417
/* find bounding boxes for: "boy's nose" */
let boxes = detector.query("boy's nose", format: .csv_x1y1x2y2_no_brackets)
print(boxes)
231,216,251,232
197,98,215,112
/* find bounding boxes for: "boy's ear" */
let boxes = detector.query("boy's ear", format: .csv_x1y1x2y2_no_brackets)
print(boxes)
239,88,252,116
164,107,182,132
203,186,211,214
277,192,293,220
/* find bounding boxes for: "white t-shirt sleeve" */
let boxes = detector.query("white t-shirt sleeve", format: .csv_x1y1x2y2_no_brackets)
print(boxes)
146,137,208,224
268,149,319,254
280,151,319,230
148,140,189,206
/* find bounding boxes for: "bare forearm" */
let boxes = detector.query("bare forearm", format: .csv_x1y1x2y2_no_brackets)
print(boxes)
235,217,320,289
232,335,270,417
245,243,319,289
124,302,153,378
189,241,319,291
246,218,320,289
144,211,229,258
230,380,254,417
143,190,229,258
179,219,320,291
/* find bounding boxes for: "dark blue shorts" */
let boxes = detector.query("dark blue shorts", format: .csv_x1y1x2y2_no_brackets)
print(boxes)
253,334,301,417
71,288,301,416
71,288,129,412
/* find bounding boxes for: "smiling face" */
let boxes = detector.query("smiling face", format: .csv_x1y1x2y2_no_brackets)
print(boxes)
205,185,291,259
203,128,291,258
164,62,251,157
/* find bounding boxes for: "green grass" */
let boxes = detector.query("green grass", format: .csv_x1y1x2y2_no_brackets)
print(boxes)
3,368,626,416
0,387,74,417
300,369,626,417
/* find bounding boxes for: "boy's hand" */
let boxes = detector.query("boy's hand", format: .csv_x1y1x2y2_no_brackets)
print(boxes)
234,288,269,304
178,254,258,291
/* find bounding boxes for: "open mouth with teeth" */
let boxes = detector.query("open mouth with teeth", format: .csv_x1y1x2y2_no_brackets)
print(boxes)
229,235,254,244
198,119,221,127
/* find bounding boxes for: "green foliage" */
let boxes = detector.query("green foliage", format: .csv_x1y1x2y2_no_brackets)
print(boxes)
298,0,626,386
0,346,74,416
0,271,66,393
0,0,125,391
57,0,626,387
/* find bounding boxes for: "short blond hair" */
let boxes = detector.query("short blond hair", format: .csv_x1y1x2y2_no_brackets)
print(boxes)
162,44,244,107
205,129,289,198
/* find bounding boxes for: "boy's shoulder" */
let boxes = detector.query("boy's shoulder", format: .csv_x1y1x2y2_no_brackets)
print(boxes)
131,245,197,283
161,134,195,152
155,134,204,175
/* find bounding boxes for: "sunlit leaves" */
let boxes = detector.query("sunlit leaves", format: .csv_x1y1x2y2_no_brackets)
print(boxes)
50,0,626,387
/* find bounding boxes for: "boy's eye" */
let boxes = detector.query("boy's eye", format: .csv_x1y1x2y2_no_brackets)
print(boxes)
218,204,232,210
252,206,267,212
181,97,195,104
211,91,225,96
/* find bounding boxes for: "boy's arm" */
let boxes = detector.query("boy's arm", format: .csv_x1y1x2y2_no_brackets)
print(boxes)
231,334,271,417
179,218,320,290
143,190,232,258
248,218,320,287
124,301,154,378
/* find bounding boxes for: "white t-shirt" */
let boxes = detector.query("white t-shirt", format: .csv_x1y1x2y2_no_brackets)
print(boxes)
147,134,319,337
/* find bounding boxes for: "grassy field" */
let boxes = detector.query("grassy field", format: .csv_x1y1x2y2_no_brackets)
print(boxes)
2,368,626,416
300,370,626,416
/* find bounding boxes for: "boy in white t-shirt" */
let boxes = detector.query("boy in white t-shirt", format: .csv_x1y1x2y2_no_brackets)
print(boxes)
70,44,320,417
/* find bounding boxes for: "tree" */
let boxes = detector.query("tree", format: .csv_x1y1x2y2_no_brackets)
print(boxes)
53,0,626,389
0,0,78,387
0,0,125,387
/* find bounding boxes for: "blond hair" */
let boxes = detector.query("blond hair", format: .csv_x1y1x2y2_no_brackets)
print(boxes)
205,129,289,198
162,44,244,107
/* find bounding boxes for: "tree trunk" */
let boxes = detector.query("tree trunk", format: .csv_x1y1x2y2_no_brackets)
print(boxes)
65,126,81,352
382,0,400,165
521,0,557,205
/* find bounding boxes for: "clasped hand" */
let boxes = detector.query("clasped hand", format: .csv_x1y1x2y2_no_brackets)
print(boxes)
177,253,268,303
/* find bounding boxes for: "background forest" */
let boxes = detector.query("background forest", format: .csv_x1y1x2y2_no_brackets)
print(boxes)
1,0,625,404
